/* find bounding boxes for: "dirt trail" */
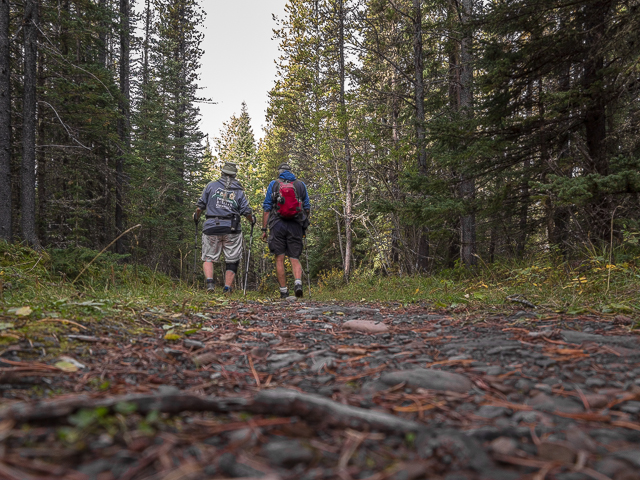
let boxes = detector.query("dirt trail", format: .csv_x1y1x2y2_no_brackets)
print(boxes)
1,300,640,480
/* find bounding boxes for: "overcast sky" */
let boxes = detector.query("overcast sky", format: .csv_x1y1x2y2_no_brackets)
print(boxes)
197,0,288,143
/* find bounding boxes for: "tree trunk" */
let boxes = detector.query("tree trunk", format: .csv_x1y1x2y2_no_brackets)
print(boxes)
413,0,426,175
116,0,130,254
21,0,40,248
338,0,353,281
412,0,429,272
583,1,610,242
458,0,476,267
0,0,11,240
36,48,46,245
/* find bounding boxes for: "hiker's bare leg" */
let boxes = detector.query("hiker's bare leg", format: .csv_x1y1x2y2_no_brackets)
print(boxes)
290,258,303,281
203,262,214,278
275,254,287,287
225,270,235,287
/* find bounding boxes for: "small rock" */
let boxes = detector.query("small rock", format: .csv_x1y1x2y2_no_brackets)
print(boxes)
263,439,313,466
619,401,640,414
389,462,430,480
311,357,335,372
183,339,205,349
157,385,180,395
476,406,511,419
361,380,390,395
527,392,584,413
218,452,265,477
269,353,305,370
537,441,577,464
596,459,638,479
565,426,597,453
561,330,640,349
613,450,640,468
583,394,609,409
380,368,473,393
78,459,112,477
192,351,217,366
342,319,389,334
586,377,606,388
227,428,259,446
514,379,531,393
286,296,298,301
163,347,183,356
489,437,518,456
416,430,492,471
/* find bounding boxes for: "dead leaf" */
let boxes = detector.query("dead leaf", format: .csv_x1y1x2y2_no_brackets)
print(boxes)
15,306,32,316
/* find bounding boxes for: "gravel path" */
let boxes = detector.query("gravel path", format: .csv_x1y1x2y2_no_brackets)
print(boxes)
1,300,639,479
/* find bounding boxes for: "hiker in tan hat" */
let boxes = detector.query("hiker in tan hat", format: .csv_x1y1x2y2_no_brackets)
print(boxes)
194,162,255,293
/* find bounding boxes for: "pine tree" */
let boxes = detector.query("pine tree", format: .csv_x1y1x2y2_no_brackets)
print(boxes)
0,0,11,240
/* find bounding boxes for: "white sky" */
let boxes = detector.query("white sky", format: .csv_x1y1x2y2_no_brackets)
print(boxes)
197,0,288,142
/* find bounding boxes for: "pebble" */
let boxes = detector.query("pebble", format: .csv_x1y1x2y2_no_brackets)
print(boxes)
489,437,518,456
342,319,389,334
476,406,511,419
183,339,205,349
527,392,584,413
613,450,640,468
263,439,314,466
269,353,305,369
380,368,473,393
586,377,606,388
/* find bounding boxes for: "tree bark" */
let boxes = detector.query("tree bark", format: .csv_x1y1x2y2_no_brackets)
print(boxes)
413,0,429,272
116,0,130,254
0,0,11,240
21,0,40,248
36,48,46,245
338,0,354,281
583,1,610,242
458,0,476,266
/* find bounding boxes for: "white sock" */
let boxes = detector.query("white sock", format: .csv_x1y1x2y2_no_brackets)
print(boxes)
294,279,302,285
280,286,288,293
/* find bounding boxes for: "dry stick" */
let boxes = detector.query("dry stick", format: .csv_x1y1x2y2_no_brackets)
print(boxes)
0,389,423,433
71,224,142,284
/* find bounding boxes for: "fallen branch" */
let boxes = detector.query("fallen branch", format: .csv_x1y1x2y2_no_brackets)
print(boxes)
0,388,424,433
249,389,423,433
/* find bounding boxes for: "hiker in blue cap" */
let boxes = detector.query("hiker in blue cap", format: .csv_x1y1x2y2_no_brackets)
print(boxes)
261,163,311,298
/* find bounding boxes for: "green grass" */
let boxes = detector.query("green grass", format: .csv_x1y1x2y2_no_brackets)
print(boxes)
311,254,640,317
1,241,639,323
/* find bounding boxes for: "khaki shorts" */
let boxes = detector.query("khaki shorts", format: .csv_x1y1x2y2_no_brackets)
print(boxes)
201,233,243,262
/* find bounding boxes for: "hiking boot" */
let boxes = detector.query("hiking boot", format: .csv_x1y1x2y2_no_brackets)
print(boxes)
280,289,289,299
222,286,231,295
205,280,215,292
294,283,303,298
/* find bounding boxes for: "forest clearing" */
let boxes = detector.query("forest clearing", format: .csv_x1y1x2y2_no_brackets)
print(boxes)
2,0,640,478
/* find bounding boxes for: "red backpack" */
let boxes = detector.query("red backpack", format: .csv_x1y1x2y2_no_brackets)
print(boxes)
275,179,302,219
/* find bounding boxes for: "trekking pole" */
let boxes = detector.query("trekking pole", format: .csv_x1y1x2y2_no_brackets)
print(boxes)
243,222,255,296
193,214,199,287
303,234,312,300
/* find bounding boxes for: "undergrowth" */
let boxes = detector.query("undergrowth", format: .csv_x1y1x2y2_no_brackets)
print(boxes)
1,241,639,322
314,251,640,316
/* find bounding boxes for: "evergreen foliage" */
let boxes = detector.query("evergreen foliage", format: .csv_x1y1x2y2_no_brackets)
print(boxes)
2,0,639,288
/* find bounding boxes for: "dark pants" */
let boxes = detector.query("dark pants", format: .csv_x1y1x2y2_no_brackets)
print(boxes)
268,220,303,259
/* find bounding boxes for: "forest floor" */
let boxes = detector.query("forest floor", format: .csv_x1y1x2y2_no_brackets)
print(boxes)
1,294,640,480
